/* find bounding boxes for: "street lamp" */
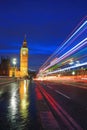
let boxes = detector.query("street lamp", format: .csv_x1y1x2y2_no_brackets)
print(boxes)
12,58,17,77
72,71,75,76
13,58,17,66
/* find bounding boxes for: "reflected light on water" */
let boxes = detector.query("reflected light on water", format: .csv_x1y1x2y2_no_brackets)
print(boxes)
7,80,30,129
10,92,17,110
19,80,30,119
0,80,39,130
8,84,18,122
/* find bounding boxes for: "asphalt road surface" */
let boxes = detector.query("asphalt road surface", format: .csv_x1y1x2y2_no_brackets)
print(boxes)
0,79,87,130
36,79,87,130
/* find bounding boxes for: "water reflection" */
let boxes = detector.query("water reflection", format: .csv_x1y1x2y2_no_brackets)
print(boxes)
8,83,19,122
19,80,29,119
7,80,30,129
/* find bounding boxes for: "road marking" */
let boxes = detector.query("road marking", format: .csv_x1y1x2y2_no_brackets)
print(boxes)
55,90,71,99
62,82,87,89
47,86,52,89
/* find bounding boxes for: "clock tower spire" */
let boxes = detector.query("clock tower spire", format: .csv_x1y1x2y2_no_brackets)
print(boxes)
22,34,27,47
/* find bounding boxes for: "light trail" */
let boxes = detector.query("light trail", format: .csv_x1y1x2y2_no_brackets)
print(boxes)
46,62,87,75
42,38,87,71
37,18,87,77
39,19,87,72
59,53,87,68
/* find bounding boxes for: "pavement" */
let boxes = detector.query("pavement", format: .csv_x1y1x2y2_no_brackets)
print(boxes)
0,77,17,85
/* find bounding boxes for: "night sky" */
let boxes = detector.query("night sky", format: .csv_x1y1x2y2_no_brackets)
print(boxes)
0,0,87,71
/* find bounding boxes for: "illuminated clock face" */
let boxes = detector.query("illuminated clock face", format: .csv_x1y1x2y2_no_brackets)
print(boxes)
22,51,26,55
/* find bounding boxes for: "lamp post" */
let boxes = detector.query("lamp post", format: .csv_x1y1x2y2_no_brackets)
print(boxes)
12,58,17,77
72,71,75,80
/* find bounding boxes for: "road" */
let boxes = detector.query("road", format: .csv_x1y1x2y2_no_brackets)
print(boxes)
0,80,40,130
35,79,87,130
0,78,87,130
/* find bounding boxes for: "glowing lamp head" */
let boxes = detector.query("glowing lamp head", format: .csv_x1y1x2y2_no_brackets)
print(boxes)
72,71,75,75
13,58,17,65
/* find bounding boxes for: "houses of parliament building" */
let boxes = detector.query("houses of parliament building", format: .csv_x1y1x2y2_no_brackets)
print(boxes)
9,37,29,77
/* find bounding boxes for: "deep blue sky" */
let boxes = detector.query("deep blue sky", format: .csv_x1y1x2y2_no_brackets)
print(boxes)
0,0,87,71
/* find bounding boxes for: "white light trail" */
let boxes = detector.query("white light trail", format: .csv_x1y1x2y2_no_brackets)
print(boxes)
42,38,87,72
39,20,87,71
37,19,87,77
46,62,87,75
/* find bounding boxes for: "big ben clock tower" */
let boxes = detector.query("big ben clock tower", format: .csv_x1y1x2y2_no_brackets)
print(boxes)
20,37,28,77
